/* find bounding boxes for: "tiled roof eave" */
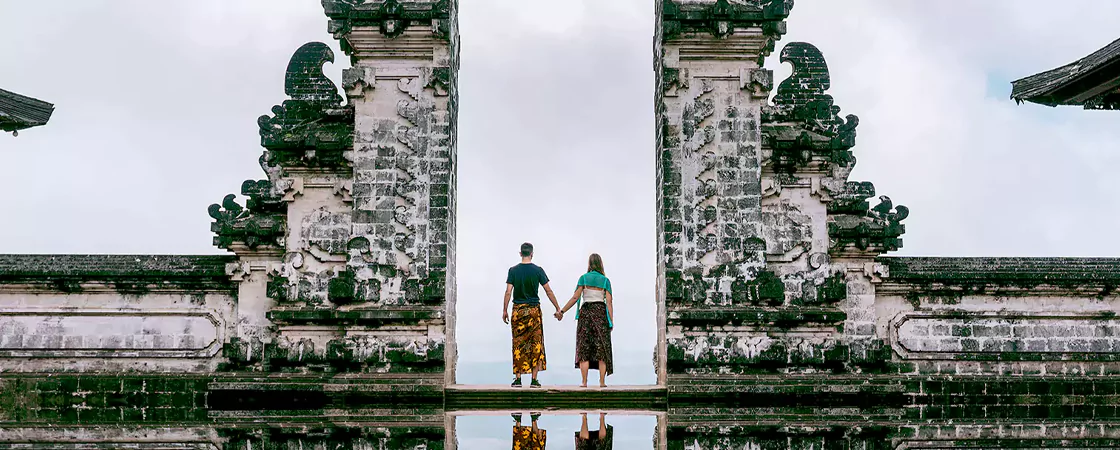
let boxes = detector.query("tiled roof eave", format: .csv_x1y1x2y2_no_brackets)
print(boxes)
0,112,45,132
0,88,54,132
1011,37,1120,106
878,256,1120,285
1010,64,1077,104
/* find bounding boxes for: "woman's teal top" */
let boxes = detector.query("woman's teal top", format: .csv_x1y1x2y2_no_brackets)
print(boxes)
576,271,613,328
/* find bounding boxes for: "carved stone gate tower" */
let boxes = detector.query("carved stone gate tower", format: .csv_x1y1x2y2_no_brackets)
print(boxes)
656,0,910,392
213,0,460,385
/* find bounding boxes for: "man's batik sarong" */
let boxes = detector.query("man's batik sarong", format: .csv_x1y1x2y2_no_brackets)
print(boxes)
513,425,546,450
512,303,547,375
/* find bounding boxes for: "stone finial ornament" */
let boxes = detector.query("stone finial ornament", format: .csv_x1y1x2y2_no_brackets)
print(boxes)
755,42,909,255
764,42,859,158
240,180,285,213
827,194,908,253
823,184,908,255
208,193,285,251
827,181,876,214
258,42,354,168
283,42,344,106
208,178,288,252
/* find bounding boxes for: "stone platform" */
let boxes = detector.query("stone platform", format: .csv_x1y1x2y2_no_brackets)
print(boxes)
445,385,667,411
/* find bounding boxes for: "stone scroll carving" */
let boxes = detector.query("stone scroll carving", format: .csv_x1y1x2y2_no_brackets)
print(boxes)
208,189,285,251
257,42,353,168
762,42,908,256
763,42,859,173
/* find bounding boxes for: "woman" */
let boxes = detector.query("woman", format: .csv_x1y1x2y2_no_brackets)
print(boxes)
575,412,613,450
558,253,614,388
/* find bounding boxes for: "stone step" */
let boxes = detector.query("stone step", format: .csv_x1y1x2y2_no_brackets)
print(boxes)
444,384,667,411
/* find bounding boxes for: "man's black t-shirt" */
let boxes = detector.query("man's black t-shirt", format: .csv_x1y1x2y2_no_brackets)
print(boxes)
507,263,549,305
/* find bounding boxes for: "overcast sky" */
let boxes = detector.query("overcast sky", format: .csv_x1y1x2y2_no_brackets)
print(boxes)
2,1,1119,385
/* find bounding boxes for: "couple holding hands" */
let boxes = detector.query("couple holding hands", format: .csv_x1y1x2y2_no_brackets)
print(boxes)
502,242,614,388
511,412,613,450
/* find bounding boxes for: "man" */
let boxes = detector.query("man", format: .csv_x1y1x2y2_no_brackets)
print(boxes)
511,412,546,450
503,242,562,388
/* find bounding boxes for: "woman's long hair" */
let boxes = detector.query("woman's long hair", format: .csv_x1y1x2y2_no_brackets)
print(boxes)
587,253,605,275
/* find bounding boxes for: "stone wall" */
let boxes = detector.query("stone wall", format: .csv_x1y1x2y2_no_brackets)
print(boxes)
0,255,235,373
877,257,1120,376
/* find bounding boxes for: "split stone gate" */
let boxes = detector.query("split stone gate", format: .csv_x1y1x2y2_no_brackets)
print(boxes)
4,1,1120,446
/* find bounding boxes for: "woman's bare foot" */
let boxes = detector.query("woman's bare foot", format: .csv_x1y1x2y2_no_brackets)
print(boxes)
580,383,588,388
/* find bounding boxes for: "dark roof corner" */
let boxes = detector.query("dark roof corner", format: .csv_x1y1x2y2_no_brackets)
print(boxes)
0,88,55,135
1010,37,1120,109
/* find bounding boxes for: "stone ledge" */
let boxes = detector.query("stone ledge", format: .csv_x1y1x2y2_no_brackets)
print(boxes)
322,0,454,45
878,256,1120,286
267,307,445,325
668,307,846,326
208,373,445,392
207,374,445,412
0,254,236,292
208,411,445,425
668,407,904,423
668,374,908,409
444,385,667,411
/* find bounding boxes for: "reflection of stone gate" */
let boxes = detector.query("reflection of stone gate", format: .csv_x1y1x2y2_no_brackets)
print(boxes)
4,1,1120,448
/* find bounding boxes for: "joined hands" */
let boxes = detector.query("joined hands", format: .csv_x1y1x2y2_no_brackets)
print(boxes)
554,310,564,321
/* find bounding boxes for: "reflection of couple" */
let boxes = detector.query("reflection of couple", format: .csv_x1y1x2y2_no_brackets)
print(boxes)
511,412,614,450
502,242,615,388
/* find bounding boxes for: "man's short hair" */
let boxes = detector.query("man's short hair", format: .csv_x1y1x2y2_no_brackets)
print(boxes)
520,242,534,258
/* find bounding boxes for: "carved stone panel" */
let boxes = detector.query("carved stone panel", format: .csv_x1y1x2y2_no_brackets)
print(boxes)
761,199,812,260
660,75,767,307
0,311,222,358
892,313,1120,361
